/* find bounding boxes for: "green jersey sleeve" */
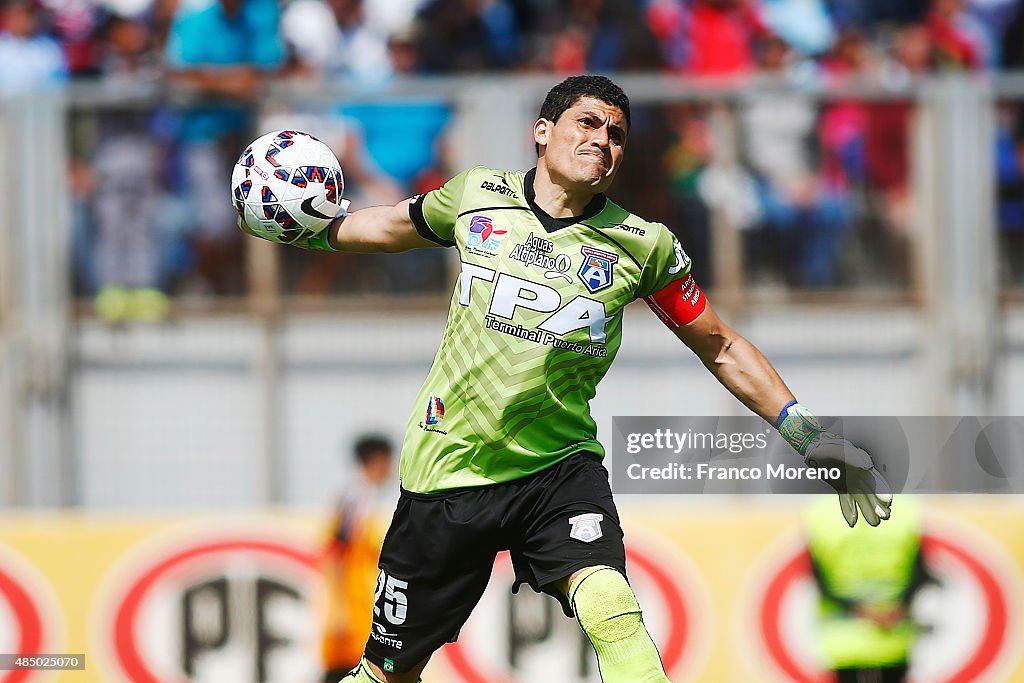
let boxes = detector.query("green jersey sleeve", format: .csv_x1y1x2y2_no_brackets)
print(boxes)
635,224,693,300
408,167,480,247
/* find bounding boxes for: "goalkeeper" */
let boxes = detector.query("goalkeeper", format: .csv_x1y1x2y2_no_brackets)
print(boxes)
242,75,892,683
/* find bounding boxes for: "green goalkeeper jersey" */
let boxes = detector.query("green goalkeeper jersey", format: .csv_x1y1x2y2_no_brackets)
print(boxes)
402,166,691,493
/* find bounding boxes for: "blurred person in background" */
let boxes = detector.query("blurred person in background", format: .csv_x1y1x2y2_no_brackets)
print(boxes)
662,105,714,283
281,0,390,81
334,27,453,293
681,0,767,77
88,14,171,321
758,0,836,57
321,435,396,683
996,106,1024,283
0,0,67,91
925,0,985,69
164,0,284,295
864,24,933,245
741,35,853,287
545,0,661,74
411,0,520,72
44,0,102,77
806,496,935,683
1001,0,1024,68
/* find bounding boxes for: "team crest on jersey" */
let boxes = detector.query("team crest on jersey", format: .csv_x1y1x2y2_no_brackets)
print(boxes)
467,215,508,253
577,246,619,293
568,513,604,543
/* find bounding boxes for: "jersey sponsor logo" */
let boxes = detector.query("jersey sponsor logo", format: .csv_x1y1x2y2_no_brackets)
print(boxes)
605,222,647,236
460,262,612,351
419,395,448,434
480,177,518,198
668,238,691,275
467,215,508,254
577,246,619,293
568,513,604,543
509,232,573,282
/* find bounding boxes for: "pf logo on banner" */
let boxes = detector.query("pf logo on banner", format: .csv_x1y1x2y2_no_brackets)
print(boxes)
0,545,61,683
101,531,322,683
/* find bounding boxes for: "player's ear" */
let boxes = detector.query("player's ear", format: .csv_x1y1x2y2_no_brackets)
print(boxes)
534,118,551,150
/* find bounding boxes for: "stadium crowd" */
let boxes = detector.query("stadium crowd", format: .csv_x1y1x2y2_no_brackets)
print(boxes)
4,0,1024,309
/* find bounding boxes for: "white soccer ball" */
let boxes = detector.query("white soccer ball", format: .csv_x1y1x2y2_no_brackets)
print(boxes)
231,130,345,244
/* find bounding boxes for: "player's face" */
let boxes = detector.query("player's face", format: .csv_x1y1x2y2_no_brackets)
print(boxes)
534,97,627,195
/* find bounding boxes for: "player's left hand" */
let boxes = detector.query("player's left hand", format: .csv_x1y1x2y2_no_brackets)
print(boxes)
804,434,893,528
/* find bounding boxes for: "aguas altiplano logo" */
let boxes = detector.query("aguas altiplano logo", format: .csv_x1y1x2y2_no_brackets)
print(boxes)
467,215,508,253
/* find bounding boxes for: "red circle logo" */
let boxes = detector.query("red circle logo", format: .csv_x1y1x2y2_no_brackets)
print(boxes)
756,530,1016,683
440,544,693,683
0,546,60,683
105,534,321,683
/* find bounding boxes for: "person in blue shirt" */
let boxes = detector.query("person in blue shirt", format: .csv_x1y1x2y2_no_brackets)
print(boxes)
164,0,284,294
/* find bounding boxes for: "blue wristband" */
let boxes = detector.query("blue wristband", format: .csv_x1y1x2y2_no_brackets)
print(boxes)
774,399,799,428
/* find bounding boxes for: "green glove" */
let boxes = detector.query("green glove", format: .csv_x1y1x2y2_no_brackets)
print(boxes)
777,402,893,527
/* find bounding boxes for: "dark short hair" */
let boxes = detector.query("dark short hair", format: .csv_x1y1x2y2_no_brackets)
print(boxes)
353,434,393,464
538,75,631,130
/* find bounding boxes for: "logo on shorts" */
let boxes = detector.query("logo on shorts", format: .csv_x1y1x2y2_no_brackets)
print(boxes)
384,659,395,672
578,246,618,293
568,513,604,543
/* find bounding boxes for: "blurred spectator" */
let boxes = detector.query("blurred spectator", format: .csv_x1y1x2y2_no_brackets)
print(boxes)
758,0,836,57
663,105,714,283
0,0,67,92
819,30,871,192
546,0,661,73
997,106,1024,284
164,0,285,295
805,496,935,683
865,25,931,238
999,0,1024,68
741,35,852,287
926,0,985,69
282,0,391,81
320,434,396,683
414,0,520,71
966,0,1019,66
86,15,170,322
44,0,103,76
683,0,767,76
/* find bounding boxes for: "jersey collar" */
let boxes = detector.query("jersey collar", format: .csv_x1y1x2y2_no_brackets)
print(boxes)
524,167,607,233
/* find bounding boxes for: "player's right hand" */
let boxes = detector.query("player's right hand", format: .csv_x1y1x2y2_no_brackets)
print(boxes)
803,434,893,528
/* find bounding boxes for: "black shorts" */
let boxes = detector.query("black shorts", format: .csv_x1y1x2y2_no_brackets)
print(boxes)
364,452,627,673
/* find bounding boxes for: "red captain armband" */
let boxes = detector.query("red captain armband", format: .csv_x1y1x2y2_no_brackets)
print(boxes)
644,274,707,328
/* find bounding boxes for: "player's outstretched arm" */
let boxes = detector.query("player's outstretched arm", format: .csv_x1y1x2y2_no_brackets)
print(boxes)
671,301,795,421
310,199,443,254
667,301,892,527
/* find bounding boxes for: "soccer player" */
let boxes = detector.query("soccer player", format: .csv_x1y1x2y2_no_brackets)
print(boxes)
243,75,892,683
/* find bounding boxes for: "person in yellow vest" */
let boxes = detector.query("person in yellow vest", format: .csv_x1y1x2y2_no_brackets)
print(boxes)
806,496,935,683
321,435,396,683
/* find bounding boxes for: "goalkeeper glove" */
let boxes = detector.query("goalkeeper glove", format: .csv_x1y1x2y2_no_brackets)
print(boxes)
776,402,893,527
